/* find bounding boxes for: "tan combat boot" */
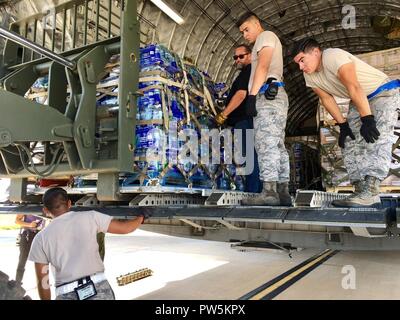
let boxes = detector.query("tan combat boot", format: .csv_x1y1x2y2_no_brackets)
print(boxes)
331,180,363,207
242,181,280,206
277,182,292,206
332,176,381,208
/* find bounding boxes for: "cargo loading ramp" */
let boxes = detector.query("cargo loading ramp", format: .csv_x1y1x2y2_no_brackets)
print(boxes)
1,190,399,250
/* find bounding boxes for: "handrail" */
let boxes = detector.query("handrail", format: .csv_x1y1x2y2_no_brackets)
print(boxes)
0,26,77,70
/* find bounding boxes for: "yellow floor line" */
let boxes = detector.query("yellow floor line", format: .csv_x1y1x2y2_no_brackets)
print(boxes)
250,250,333,300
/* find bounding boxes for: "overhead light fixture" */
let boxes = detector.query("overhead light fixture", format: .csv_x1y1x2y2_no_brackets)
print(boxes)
150,0,185,25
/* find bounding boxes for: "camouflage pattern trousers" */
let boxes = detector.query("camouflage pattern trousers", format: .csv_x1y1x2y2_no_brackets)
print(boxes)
343,90,400,182
254,88,290,182
56,279,115,300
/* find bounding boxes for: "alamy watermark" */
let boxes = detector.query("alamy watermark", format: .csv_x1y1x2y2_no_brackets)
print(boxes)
144,121,255,175
342,5,356,30
341,265,356,290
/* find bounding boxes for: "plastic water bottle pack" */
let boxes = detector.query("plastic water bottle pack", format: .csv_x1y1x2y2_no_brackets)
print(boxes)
91,43,246,191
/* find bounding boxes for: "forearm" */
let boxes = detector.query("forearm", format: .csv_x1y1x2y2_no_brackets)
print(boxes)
108,216,144,234
15,216,30,228
16,221,31,228
37,285,51,300
321,96,346,124
125,216,144,233
15,215,39,230
249,63,268,96
348,85,372,117
337,63,372,118
222,92,246,116
35,263,51,300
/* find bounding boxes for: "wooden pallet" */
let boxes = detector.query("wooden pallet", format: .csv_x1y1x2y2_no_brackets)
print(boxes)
25,80,119,101
327,185,400,193
357,47,400,78
326,186,353,193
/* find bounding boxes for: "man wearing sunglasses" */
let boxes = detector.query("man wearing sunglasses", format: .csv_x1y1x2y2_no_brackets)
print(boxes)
237,12,291,206
215,44,262,193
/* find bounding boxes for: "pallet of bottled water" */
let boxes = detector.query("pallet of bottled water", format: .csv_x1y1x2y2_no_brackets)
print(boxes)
94,44,245,192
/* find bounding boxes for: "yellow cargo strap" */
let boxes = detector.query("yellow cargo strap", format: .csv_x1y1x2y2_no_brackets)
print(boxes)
201,73,217,116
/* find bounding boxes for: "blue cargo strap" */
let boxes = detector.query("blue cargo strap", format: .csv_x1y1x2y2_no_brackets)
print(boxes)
259,82,285,94
367,79,400,100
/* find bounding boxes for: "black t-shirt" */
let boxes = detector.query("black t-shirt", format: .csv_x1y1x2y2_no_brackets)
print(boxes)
225,64,252,126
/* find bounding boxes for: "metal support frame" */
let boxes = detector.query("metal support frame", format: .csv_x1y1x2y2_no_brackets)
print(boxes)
1,201,398,248
0,26,76,70
350,227,388,238
140,223,400,251
75,194,100,206
205,191,258,206
8,178,27,202
230,240,295,257
216,218,242,230
3,65,39,96
0,0,138,182
116,0,138,173
178,218,217,231
97,172,120,201
8,178,41,203
0,90,73,145
129,193,204,206
294,190,349,207
74,45,111,169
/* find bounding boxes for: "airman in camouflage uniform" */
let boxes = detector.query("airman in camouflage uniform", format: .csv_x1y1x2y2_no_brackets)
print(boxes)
254,89,290,184
294,37,400,207
237,12,291,206
344,93,400,183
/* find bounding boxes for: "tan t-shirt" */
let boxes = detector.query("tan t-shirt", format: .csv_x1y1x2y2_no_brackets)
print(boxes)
28,210,112,286
248,30,284,91
304,48,389,98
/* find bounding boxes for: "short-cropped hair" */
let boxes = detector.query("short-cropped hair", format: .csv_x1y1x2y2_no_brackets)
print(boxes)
292,38,321,56
42,187,69,211
235,44,252,53
236,12,260,28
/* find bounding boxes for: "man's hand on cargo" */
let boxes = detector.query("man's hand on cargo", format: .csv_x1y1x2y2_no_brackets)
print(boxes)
29,221,38,229
138,212,151,224
360,115,380,143
338,121,355,148
214,112,227,126
245,95,257,117
108,215,147,234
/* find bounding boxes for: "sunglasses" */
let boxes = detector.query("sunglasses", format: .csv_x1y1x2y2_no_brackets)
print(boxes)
233,53,249,60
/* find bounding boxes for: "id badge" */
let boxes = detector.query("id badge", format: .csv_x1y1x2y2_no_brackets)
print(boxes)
74,280,97,300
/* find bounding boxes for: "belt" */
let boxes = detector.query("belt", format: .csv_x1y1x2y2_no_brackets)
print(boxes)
22,229,37,234
55,273,106,296
259,81,285,94
367,79,400,100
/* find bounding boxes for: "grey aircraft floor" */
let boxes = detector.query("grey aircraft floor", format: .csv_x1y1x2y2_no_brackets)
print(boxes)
1,228,400,300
